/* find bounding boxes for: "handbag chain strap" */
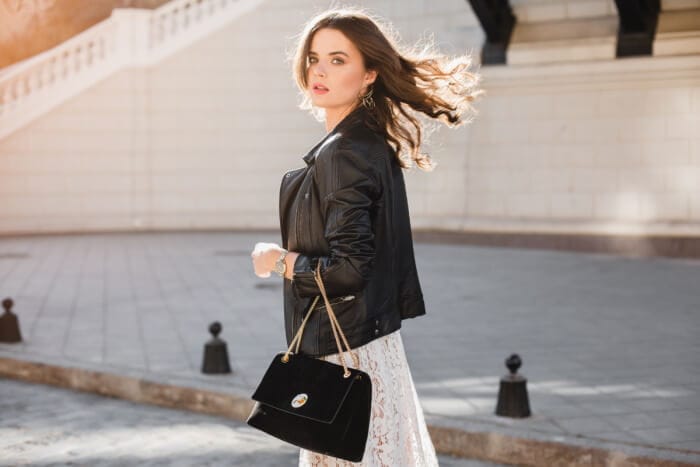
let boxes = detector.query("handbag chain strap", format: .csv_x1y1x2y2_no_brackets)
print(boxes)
282,262,359,378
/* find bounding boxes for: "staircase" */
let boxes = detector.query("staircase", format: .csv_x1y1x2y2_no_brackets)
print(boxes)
506,0,700,65
0,0,264,140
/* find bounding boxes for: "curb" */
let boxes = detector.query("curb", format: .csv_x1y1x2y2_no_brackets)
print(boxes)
1,356,698,467
427,426,698,466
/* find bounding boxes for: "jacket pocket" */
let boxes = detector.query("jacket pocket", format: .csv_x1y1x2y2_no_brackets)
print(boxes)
315,294,356,311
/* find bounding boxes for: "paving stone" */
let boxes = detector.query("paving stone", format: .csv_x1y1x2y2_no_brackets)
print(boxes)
0,378,501,466
0,232,699,461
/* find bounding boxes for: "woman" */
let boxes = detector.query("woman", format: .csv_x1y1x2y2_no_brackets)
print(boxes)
251,7,482,466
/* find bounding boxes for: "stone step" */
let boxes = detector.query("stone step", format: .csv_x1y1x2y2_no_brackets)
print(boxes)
654,8,700,56
508,15,618,65
510,0,617,23
662,0,700,11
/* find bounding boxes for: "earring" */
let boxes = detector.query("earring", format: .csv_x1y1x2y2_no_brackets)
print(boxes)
360,85,375,110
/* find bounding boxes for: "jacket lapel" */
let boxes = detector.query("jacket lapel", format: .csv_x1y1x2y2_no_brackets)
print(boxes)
302,106,368,166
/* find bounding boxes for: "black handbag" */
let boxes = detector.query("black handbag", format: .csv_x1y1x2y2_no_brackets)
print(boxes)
246,263,372,462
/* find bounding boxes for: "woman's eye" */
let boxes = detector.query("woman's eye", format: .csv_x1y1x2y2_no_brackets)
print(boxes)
307,57,344,66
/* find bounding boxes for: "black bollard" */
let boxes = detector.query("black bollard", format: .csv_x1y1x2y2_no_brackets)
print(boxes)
495,353,531,418
0,297,22,343
201,321,232,374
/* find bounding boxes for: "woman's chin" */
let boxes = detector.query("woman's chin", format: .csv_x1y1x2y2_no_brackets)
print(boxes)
309,97,329,108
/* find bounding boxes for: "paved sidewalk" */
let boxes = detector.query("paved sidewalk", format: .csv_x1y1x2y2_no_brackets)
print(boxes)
0,231,698,465
1,378,498,466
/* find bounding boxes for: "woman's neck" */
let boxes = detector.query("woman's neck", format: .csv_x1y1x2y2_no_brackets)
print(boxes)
325,103,359,133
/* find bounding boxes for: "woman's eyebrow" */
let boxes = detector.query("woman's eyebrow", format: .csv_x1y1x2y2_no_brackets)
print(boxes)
308,50,350,57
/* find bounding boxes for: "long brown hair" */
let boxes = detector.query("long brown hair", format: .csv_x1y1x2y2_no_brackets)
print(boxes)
291,7,484,171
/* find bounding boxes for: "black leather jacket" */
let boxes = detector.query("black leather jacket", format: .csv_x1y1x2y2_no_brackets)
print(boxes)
279,105,426,357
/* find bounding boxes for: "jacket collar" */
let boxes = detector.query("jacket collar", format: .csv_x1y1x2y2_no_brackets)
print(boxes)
302,105,368,165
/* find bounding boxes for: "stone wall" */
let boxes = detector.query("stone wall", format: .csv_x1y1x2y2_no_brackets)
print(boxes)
0,0,698,236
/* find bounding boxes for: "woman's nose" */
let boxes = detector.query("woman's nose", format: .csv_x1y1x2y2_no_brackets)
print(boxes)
312,65,326,77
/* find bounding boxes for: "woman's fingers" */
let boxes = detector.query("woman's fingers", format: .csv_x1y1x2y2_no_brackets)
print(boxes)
253,242,278,254
251,242,279,278
252,254,268,277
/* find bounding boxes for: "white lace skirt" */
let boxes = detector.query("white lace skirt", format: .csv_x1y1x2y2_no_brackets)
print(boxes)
298,329,439,467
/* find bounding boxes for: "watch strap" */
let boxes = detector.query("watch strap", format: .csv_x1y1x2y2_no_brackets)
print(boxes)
274,249,289,276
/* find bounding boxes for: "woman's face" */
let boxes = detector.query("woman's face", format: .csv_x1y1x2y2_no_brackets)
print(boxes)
306,28,376,113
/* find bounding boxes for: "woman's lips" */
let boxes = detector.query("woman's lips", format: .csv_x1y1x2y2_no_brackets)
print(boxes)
312,84,329,95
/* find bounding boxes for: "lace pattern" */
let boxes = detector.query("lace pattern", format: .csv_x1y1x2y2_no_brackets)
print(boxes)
298,330,438,467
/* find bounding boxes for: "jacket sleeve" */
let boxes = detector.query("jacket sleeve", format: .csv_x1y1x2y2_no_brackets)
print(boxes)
291,140,381,298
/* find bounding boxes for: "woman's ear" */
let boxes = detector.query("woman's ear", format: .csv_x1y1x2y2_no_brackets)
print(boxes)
365,69,377,86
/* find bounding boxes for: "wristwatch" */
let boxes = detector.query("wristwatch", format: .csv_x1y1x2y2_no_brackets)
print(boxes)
273,249,289,277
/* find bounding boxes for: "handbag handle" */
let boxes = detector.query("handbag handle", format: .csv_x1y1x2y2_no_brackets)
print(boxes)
282,262,359,378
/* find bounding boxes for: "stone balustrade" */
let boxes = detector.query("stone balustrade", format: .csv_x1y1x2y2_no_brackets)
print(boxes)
0,0,264,140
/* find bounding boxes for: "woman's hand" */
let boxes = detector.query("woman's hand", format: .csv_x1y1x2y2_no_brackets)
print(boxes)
251,242,284,278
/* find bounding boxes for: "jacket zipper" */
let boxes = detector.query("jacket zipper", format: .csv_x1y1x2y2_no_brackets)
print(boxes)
294,172,310,257
297,294,354,334
315,294,355,310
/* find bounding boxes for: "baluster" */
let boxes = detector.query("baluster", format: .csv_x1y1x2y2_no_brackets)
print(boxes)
83,43,90,68
1,86,11,113
26,72,37,100
0,88,8,115
183,3,191,29
152,16,159,46
158,14,166,45
53,56,60,83
193,0,202,22
46,58,56,87
151,16,158,46
92,37,100,62
26,76,33,101
72,46,79,72
61,51,71,80
171,9,179,36
14,80,25,105
147,17,155,50
75,46,84,72
103,26,114,60
95,36,104,62
39,62,49,92
95,38,103,64
83,42,90,67
86,41,95,67
42,57,55,90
